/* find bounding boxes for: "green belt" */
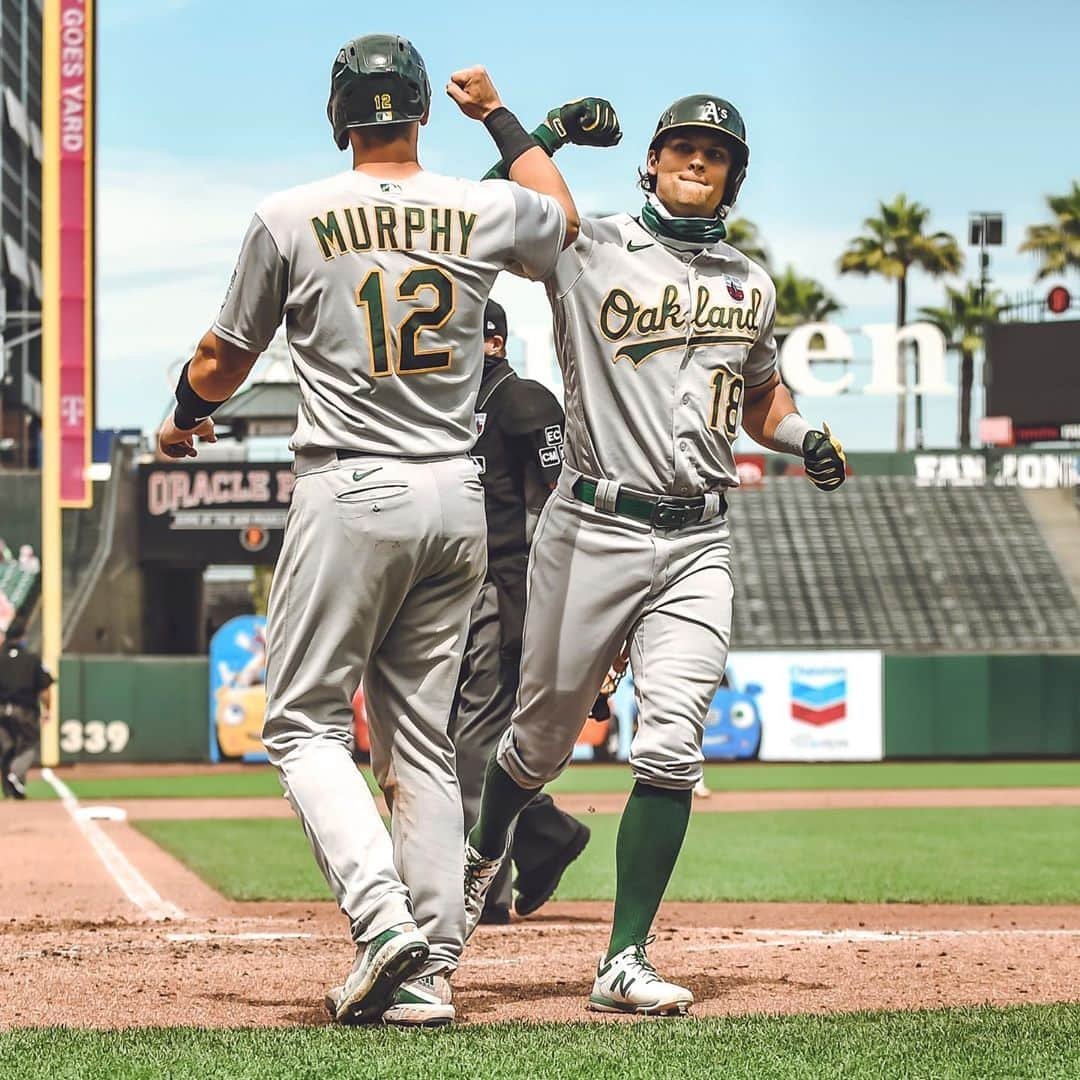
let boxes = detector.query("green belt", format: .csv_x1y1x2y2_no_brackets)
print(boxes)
571,478,725,530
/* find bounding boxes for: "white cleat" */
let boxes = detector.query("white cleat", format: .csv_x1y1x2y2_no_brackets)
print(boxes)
325,923,429,1025
464,842,507,942
381,972,455,1027
587,941,694,1016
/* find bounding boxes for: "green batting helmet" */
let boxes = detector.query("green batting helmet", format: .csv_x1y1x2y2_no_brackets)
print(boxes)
648,94,749,215
327,34,431,150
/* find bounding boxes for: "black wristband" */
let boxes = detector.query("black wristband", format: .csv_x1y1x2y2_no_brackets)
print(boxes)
173,361,226,431
483,107,535,171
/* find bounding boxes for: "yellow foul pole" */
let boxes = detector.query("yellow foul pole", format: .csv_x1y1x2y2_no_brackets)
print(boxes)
40,0,61,767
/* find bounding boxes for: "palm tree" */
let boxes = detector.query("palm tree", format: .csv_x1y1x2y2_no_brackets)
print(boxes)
1019,180,1080,279
839,195,963,449
774,265,842,333
919,284,1001,448
724,217,771,272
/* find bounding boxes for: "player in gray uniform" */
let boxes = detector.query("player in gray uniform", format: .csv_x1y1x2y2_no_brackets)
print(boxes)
464,95,847,1014
156,36,590,1027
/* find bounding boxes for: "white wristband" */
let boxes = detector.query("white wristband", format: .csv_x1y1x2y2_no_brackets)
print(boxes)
773,413,814,456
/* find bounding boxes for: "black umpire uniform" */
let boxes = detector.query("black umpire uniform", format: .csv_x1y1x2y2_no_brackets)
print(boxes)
451,300,589,920
0,620,52,800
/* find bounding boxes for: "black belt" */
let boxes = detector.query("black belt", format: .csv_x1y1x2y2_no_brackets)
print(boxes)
572,478,726,530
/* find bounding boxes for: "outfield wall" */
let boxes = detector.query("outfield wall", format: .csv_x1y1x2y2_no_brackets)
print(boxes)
59,656,209,762
884,654,1080,757
54,652,1080,765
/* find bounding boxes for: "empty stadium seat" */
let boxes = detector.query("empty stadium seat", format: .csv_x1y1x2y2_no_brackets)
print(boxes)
727,476,1080,651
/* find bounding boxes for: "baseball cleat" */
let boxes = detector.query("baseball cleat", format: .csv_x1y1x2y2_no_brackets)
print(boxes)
512,822,590,918
587,941,694,1016
381,972,455,1027
4,773,26,800
464,842,507,941
328,923,429,1025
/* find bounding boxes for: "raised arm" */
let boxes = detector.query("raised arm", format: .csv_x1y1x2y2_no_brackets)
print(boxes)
447,66,581,247
482,97,622,181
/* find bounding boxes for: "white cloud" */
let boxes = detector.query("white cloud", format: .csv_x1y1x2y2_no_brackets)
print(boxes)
97,149,322,429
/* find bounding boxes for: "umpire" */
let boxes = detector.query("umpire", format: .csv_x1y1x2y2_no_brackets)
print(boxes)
0,619,53,800
451,300,589,922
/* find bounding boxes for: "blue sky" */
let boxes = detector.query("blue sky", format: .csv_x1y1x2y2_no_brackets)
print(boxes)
96,0,1080,450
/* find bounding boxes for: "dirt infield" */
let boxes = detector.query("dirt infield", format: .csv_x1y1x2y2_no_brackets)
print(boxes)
2,789,1079,1028
102,786,1080,821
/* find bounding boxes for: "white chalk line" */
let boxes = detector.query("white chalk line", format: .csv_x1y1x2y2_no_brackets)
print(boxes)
165,931,317,943
42,768,186,923
683,927,1080,952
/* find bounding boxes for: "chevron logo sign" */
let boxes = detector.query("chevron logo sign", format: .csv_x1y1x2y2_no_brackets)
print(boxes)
790,668,847,727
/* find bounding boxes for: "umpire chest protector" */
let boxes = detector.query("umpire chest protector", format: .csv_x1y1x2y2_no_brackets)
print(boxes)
473,358,564,563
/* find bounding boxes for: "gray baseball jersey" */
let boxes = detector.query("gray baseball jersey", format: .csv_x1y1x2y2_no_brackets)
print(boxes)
244,169,561,979
496,215,779,796
547,212,777,494
214,170,565,457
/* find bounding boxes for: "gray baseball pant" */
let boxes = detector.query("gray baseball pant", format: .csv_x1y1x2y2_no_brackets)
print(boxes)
262,451,486,975
452,576,584,909
497,471,733,791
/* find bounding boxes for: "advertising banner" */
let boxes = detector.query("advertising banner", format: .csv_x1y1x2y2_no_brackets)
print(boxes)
46,0,96,507
209,615,269,762
138,461,295,564
727,651,883,761
612,651,882,763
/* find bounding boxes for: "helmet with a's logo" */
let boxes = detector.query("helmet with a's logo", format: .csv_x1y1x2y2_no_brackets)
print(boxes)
646,94,749,216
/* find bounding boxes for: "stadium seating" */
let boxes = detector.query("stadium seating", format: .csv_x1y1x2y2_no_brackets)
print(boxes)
729,476,1080,651
0,558,40,627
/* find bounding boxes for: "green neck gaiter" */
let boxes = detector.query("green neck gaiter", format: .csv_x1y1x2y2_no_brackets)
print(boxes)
639,193,727,248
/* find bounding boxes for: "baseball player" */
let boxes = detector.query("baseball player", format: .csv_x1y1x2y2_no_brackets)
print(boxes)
464,95,847,1014
154,35,605,1027
0,619,53,800
451,299,590,924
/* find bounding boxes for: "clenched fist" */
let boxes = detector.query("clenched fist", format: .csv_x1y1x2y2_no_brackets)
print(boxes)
547,97,622,148
446,66,504,121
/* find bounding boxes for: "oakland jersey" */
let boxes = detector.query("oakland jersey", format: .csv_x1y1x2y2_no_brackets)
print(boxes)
546,213,776,494
214,170,566,458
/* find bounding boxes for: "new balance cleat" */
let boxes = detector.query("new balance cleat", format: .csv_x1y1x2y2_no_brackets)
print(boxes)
587,941,693,1016
327,923,429,1025
382,972,455,1027
464,842,507,941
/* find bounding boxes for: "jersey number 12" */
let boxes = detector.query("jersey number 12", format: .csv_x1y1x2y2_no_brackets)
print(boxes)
355,266,456,376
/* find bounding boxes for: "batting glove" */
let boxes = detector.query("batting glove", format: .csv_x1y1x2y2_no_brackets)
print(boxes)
543,97,622,150
802,422,847,491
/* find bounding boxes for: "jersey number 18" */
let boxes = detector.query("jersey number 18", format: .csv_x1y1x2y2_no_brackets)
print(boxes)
355,266,456,377
709,368,744,440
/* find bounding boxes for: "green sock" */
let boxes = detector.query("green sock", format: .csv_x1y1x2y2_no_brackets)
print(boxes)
607,781,693,959
468,753,538,858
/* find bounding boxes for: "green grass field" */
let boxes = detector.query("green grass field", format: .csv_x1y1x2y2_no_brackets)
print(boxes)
135,805,1080,905
2,1006,1078,1079
26,758,1080,803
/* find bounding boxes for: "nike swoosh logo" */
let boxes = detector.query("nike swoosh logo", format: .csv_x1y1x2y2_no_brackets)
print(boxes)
627,241,654,253
352,467,382,482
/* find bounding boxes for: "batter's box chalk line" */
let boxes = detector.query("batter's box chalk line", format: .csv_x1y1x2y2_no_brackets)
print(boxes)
42,768,186,923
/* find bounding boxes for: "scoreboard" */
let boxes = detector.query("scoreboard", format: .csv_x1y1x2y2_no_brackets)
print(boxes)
985,320,1080,443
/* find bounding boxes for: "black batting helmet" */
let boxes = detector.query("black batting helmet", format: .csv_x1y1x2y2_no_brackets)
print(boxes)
646,94,750,216
327,34,431,151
